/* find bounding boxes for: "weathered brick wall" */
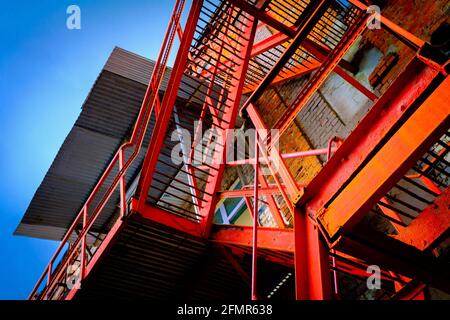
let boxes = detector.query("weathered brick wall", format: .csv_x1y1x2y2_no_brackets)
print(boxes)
227,0,449,227
279,0,450,155
255,85,323,185
362,0,450,94
254,83,324,226
272,77,350,162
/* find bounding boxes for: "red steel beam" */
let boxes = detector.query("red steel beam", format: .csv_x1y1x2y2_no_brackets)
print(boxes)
219,186,284,199
210,224,294,252
200,14,258,237
227,147,336,166
332,252,403,284
132,199,202,237
348,0,425,51
250,31,375,99
211,224,427,290
218,182,306,229
135,0,202,212
246,103,301,202
273,11,368,136
394,186,450,252
392,281,427,300
243,61,321,94
221,246,251,287
251,31,358,74
298,58,439,214
250,30,289,57
240,0,329,111
227,0,294,37
210,224,424,286
294,208,332,300
251,130,259,300
319,75,450,239
257,168,285,228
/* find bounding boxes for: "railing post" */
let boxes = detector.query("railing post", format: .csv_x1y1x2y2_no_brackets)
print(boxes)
251,130,259,300
80,206,88,282
119,148,127,218
44,263,52,300
46,264,52,286
28,0,188,301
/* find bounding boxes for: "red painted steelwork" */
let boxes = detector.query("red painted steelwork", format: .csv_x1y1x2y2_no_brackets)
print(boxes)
273,11,368,137
29,0,188,299
246,103,300,203
332,227,450,294
298,58,439,213
227,0,294,37
210,224,294,252
200,14,258,237
348,0,425,50
134,199,203,237
251,130,259,300
319,76,450,239
294,207,332,300
136,0,203,212
219,186,286,199
394,187,450,251
29,0,450,301
226,147,337,166
257,168,285,228
249,32,375,100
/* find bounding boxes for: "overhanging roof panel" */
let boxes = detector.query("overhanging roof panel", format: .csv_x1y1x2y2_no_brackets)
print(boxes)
15,47,161,240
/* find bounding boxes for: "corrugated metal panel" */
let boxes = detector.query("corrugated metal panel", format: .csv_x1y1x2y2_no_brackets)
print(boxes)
74,216,294,300
15,48,162,240
104,47,166,89
15,45,214,240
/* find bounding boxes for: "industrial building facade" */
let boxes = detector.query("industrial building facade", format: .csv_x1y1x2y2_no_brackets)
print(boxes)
16,0,450,300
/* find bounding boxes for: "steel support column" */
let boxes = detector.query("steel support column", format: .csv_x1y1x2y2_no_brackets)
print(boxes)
251,130,259,300
294,207,333,300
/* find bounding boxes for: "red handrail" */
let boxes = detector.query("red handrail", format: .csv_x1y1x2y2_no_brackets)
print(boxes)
29,0,187,299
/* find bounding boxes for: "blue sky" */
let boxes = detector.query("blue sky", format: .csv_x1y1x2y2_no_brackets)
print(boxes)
0,0,182,299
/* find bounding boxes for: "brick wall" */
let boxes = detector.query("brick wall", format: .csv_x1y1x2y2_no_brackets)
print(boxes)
226,0,450,227
362,0,449,94
279,0,450,154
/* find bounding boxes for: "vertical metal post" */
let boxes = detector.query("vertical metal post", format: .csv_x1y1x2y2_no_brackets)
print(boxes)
46,264,52,286
294,207,333,300
44,264,52,300
257,169,285,228
246,103,299,212
173,106,201,216
80,206,88,282
119,148,127,218
327,137,339,297
251,130,259,300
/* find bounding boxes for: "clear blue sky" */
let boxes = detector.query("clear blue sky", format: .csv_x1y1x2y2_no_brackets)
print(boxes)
0,0,182,299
